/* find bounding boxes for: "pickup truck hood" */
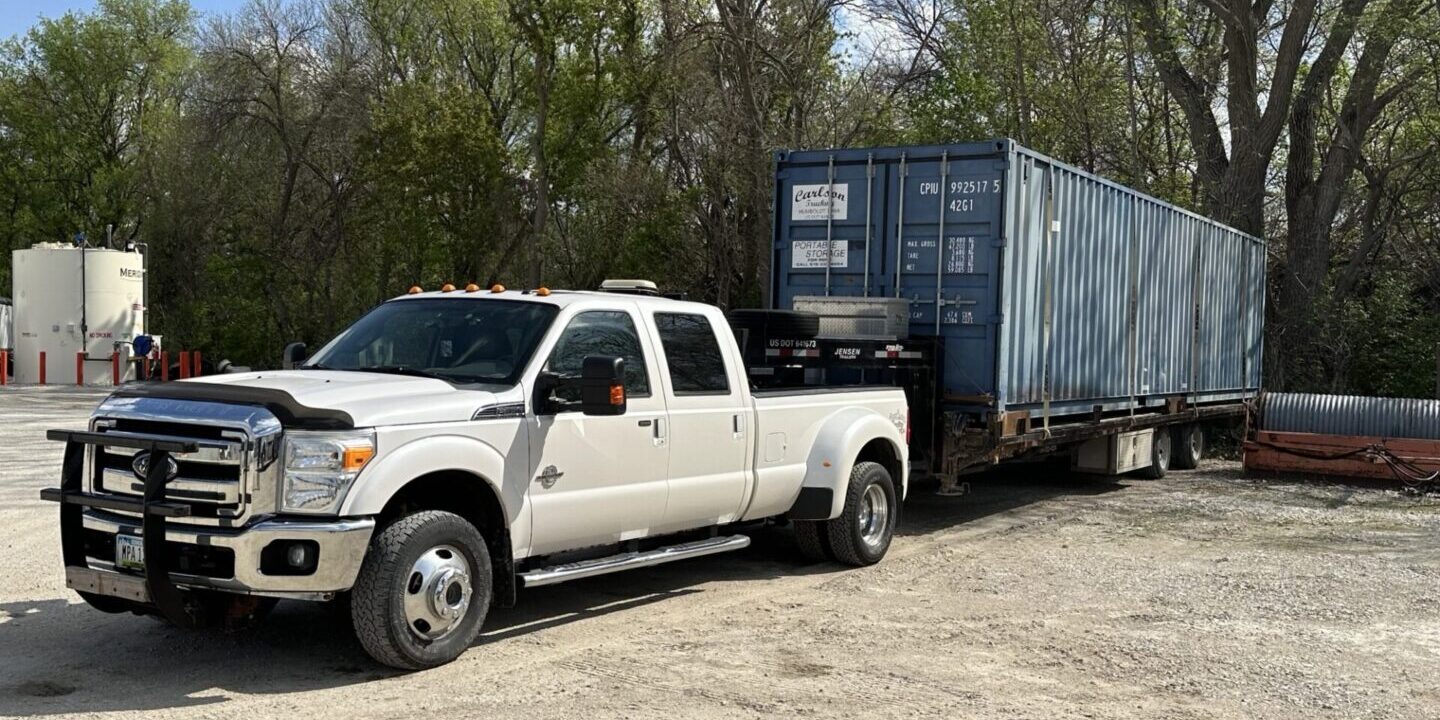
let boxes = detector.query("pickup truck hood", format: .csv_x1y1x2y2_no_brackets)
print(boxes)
181,370,508,427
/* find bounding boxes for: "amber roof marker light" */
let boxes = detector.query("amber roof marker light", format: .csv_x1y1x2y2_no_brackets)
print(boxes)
536,287,551,297
490,284,506,293
407,286,423,294
441,283,456,292
465,283,480,292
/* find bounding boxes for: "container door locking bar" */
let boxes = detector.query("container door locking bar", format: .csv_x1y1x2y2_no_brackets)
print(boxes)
40,429,202,627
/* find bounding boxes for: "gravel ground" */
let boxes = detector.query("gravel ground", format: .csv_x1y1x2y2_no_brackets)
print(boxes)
1,387,1438,719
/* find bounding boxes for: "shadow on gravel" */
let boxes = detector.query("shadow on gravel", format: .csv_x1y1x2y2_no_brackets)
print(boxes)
899,463,1132,537
0,528,859,717
0,464,1132,717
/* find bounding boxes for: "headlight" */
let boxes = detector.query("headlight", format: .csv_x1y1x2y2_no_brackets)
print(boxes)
280,430,375,515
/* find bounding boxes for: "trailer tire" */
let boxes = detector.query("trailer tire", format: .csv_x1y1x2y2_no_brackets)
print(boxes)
1171,424,1204,470
352,510,492,670
1135,429,1171,480
825,461,897,566
726,309,821,339
792,520,831,562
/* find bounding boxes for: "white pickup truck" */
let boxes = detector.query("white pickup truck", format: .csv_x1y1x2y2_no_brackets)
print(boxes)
43,282,908,668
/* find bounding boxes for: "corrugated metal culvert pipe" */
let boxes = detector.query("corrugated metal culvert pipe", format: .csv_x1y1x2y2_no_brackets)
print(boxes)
1246,392,1440,489
1259,392,1440,441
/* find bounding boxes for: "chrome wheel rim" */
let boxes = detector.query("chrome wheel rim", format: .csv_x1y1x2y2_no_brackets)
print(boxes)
857,483,890,548
403,544,472,642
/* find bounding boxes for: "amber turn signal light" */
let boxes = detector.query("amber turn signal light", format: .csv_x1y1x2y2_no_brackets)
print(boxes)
342,446,375,472
609,384,625,406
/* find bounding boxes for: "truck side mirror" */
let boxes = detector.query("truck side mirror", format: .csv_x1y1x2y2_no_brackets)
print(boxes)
282,342,308,370
579,356,626,416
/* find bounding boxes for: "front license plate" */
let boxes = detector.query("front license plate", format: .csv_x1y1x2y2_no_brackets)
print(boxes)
115,535,145,571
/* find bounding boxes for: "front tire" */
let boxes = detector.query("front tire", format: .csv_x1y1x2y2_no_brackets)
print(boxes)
825,461,898,566
351,510,492,670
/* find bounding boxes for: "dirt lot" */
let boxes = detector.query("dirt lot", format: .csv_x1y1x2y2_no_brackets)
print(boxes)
1,388,1438,719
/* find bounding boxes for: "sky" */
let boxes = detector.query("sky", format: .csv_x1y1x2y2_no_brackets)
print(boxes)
0,0,246,40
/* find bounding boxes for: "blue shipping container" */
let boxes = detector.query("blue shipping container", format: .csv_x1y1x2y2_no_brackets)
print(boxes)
771,139,1265,421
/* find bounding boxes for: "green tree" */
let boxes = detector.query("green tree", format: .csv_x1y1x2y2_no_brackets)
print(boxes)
0,0,191,290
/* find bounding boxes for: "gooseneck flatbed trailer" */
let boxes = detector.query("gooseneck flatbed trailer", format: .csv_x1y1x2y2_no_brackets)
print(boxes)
742,139,1266,486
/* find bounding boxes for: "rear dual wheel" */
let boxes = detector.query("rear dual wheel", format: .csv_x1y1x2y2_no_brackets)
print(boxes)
793,461,897,566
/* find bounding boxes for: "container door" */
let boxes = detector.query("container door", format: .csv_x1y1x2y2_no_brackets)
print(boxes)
772,154,889,308
885,153,1006,400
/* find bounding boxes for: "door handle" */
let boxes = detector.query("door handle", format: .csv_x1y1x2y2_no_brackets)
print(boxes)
732,414,745,437
653,418,667,446
637,419,653,427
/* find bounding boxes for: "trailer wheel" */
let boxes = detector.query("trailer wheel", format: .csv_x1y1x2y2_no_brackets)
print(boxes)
1135,429,1171,479
1171,424,1204,470
792,520,831,562
726,309,821,339
352,510,492,670
825,461,898,566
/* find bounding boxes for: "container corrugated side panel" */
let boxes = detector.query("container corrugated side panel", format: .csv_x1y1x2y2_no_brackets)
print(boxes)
1261,393,1440,440
998,144,1265,416
773,139,1265,420
999,152,1048,406
1047,163,1132,403
1133,197,1193,396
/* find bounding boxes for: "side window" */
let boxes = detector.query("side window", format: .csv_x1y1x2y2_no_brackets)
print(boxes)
655,313,730,395
546,311,650,398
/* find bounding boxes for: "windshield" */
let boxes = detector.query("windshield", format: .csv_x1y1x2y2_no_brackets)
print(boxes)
304,298,559,385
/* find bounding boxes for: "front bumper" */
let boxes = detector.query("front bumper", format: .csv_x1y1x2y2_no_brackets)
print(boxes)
42,429,374,623
74,511,374,600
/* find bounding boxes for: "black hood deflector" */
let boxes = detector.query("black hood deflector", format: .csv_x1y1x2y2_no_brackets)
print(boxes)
112,381,355,430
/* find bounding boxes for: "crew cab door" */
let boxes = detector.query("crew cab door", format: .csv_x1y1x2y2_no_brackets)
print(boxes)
527,306,669,555
646,309,753,532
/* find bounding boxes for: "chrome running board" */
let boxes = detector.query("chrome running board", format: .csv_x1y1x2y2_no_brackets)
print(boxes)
520,535,750,588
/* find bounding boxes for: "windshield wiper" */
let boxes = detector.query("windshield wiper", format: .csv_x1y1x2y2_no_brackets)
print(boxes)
298,362,330,370
352,365,454,382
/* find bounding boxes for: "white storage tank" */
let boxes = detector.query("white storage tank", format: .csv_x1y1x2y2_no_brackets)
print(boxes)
12,243,145,384
0,296,12,351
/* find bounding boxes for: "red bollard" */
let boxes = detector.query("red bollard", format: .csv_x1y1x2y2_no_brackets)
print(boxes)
192,351,202,378
1,350,7,386
179,351,191,379
76,352,85,386
39,351,47,385
111,352,120,385
161,351,170,381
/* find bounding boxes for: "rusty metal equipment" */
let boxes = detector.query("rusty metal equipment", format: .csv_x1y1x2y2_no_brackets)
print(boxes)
1245,392,1440,489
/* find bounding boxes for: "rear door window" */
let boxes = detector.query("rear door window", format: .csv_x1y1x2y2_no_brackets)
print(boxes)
655,313,730,395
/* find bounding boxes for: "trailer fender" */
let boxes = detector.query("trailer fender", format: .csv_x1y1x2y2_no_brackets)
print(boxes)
787,408,907,521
